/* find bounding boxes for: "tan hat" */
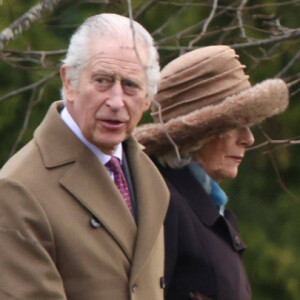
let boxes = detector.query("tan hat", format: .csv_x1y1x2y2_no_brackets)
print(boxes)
134,45,289,156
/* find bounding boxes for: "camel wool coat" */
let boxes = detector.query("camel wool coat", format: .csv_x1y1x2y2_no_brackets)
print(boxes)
0,101,169,300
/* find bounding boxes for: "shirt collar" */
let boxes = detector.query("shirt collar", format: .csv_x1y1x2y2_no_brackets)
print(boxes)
60,107,123,165
188,161,228,216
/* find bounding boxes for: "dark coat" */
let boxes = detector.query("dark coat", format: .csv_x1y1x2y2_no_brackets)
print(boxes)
156,162,252,300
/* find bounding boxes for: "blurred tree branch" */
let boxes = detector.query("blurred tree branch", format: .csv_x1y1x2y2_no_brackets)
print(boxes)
0,0,70,51
0,71,59,104
264,151,300,201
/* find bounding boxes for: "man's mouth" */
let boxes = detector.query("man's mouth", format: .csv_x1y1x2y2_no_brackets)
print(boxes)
99,119,127,129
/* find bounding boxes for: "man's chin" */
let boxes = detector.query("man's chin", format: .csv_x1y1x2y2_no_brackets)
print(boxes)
93,138,126,154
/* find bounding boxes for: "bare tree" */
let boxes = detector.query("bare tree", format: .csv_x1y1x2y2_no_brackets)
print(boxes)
0,2,300,298
0,0,299,160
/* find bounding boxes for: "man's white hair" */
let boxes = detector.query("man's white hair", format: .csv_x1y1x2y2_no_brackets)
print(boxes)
61,13,160,101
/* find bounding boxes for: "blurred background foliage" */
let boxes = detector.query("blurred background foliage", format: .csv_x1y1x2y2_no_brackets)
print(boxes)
0,0,299,299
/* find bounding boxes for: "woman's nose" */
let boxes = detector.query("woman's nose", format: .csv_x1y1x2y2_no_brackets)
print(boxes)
238,127,255,147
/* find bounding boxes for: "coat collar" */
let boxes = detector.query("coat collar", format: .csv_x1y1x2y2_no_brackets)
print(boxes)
34,101,169,278
34,101,83,168
156,162,220,226
156,162,247,252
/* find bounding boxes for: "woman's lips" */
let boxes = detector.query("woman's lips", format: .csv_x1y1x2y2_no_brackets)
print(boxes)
228,155,243,163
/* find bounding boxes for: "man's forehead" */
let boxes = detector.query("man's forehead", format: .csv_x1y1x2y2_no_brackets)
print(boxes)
90,55,145,68
87,35,148,64
86,50,149,75
86,56,148,85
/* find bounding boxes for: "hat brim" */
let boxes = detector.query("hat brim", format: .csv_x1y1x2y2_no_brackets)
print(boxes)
134,79,289,156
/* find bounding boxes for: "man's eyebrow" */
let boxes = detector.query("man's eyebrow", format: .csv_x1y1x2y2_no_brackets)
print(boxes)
91,70,113,76
122,76,144,86
92,70,142,83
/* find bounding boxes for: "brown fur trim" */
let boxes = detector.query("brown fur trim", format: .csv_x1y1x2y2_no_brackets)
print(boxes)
134,79,289,156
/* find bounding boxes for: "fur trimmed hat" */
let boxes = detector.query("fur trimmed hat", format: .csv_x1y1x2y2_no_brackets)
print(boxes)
134,45,289,156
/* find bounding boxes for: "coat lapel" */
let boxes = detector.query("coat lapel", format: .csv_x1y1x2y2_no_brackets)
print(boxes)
34,101,137,261
158,163,220,226
159,163,247,252
60,149,137,260
125,139,169,282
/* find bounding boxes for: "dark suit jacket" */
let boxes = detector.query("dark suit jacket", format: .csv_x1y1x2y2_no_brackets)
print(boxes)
156,162,252,300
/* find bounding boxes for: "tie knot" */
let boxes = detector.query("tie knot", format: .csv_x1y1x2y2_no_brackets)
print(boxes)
106,156,122,174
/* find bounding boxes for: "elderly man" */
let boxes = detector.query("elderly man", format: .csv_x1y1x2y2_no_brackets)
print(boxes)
0,13,169,300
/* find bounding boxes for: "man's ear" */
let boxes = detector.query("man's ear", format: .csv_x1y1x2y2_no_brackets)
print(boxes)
60,66,74,102
143,95,152,112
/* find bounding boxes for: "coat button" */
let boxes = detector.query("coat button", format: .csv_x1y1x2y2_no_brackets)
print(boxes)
90,216,102,228
131,284,137,293
160,276,166,289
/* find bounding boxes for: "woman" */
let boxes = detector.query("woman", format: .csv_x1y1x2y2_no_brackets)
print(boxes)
134,45,289,300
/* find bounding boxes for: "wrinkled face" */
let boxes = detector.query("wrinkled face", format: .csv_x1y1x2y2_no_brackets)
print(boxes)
61,34,150,155
192,127,255,183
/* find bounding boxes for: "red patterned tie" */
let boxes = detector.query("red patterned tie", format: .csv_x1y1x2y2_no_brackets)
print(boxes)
106,156,133,216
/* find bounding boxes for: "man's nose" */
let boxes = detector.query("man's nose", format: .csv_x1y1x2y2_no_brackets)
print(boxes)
106,82,125,111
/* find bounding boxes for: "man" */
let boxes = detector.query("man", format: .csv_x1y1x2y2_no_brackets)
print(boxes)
0,13,169,300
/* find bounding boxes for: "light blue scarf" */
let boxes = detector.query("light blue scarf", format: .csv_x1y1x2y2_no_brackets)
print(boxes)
188,161,228,215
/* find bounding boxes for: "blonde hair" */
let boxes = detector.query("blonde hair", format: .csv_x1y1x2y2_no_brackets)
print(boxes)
156,138,207,168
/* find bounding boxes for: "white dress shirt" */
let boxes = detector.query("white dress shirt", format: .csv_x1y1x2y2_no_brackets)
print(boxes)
60,107,122,180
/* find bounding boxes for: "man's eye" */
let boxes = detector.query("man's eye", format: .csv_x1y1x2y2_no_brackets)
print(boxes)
122,81,140,95
123,80,138,88
94,77,113,91
96,78,108,84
